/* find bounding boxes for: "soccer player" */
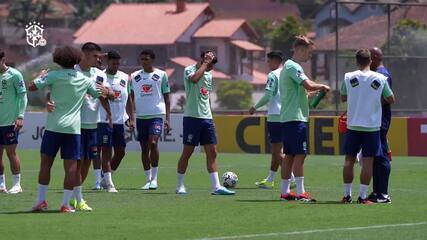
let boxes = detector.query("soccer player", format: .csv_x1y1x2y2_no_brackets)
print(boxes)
367,47,393,203
176,51,235,195
340,49,395,204
0,50,27,194
98,51,134,191
130,49,171,190
29,46,109,213
279,36,330,202
249,51,295,189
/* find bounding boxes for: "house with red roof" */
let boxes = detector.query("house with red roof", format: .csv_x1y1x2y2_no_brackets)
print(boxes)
73,0,265,88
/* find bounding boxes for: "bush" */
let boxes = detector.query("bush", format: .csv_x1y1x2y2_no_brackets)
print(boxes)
216,81,252,110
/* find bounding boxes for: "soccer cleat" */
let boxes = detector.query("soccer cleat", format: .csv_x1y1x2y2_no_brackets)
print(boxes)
296,192,317,202
212,186,235,195
107,185,118,193
149,180,158,190
280,192,296,201
0,186,7,193
176,185,187,194
357,197,374,205
60,205,76,213
255,179,274,189
100,178,107,190
76,201,93,211
92,183,102,191
141,181,151,190
32,200,49,212
69,199,77,209
376,194,392,204
367,192,378,202
7,184,23,194
341,195,353,204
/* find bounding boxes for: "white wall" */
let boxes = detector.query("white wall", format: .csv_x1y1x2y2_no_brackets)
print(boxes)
195,38,228,73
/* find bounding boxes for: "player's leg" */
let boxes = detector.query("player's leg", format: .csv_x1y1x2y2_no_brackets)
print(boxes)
92,129,103,190
176,144,195,194
256,122,282,189
280,122,296,200
61,159,77,213
148,118,162,189
111,124,126,171
341,129,362,203
0,145,6,192
137,119,152,190
32,130,59,211
371,130,391,203
99,125,116,192
357,131,380,204
2,126,21,194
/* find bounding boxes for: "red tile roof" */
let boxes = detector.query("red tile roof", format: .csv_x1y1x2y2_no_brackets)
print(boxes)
231,40,264,51
315,6,427,51
170,56,231,79
208,0,299,21
251,69,268,85
74,3,212,45
193,19,257,38
73,21,93,38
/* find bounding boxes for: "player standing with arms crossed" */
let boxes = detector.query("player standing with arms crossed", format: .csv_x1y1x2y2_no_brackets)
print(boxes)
176,51,235,195
279,36,330,202
0,50,27,194
340,49,395,204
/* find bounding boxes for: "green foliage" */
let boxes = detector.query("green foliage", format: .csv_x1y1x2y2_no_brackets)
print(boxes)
7,0,55,29
250,19,273,46
216,81,252,110
270,16,307,58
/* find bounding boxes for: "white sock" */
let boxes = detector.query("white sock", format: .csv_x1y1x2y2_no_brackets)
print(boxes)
37,184,48,203
209,172,221,190
344,183,352,197
151,167,158,182
295,177,305,195
291,172,295,183
266,170,276,182
359,184,369,199
144,169,151,182
73,186,83,204
0,174,5,188
281,179,291,194
104,172,113,186
62,189,74,207
94,169,102,184
12,174,21,186
177,173,185,188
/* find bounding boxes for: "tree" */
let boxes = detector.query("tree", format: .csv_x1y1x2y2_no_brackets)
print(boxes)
216,81,252,110
269,16,307,59
7,0,55,29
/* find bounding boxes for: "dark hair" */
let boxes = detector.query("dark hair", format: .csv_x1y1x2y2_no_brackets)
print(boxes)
53,46,82,69
200,50,218,64
140,49,155,59
107,50,121,60
293,35,314,49
81,42,101,52
267,51,283,62
0,50,4,59
356,49,371,67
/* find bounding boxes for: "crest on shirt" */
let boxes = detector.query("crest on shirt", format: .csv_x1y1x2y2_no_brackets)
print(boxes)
18,80,24,88
141,84,153,95
113,90,122,100
200,86,209,96
152,74,160,81
120,79,126,87
134,74,141,82
296,70,303,78
350,78,359,87
96,76,104,84
371,80,381,90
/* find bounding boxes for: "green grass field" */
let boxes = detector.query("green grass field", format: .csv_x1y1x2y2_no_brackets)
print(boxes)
0,150,426,240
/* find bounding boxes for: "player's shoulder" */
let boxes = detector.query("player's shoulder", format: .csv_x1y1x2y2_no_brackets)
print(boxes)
7,67,23,78
93,67,107,77
116,70,129,79
284,59,301,70
153,68,167,77
184,64,196,74
344,70,360,80
268,70,280,81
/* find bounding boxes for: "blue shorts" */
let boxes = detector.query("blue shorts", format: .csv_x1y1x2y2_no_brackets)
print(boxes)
136,118,163,142
282,121,308,155
0,125,18,145
344,129,381,157
97,123,126,148
40,130,80,160
267,121,283,144
183,117,217,146
81,128,98,160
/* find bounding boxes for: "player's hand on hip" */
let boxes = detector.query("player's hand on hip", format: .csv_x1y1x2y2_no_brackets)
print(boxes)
249,106,256,115
14,118,24,131
46,100,55,112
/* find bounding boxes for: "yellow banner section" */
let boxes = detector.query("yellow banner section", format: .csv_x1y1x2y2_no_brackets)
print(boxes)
214,115,409,156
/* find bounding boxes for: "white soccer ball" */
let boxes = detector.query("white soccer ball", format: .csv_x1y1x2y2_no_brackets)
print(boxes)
222,172,238,188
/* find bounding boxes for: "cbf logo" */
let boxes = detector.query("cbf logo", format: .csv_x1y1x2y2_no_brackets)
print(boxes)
25,21,47,48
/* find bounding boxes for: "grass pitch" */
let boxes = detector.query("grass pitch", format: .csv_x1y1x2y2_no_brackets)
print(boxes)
0,150,426,240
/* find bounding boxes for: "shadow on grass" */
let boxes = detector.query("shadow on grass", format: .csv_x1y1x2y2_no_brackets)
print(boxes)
236,199,282,203
0,210,60,215
236,200,344,205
